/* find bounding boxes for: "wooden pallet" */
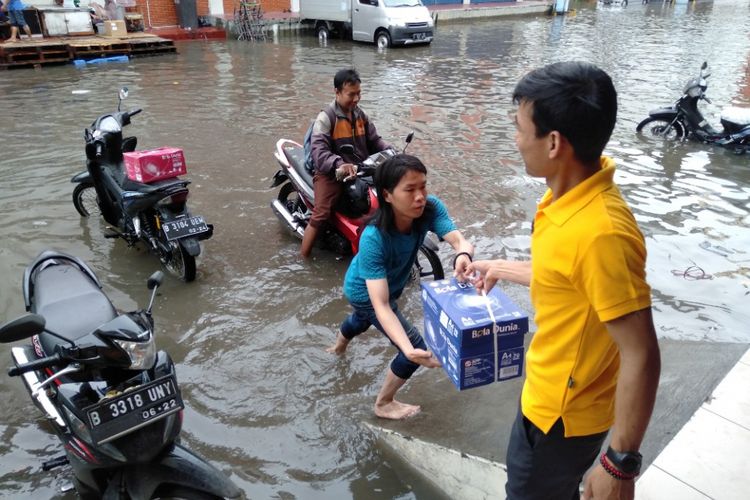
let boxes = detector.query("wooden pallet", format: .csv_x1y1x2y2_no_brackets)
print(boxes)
67,40,131,59
0,41,69,68
0,34,176,69
128,38,176,57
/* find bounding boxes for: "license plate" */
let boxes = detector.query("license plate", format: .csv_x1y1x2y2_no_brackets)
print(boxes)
162,216,209,241
412,33,427,40
85,375,183,444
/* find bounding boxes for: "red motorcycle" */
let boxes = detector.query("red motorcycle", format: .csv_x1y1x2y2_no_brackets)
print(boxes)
270,134,444,280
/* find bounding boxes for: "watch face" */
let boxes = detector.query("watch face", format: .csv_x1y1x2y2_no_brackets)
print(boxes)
607,447,642,475
621,455,641,474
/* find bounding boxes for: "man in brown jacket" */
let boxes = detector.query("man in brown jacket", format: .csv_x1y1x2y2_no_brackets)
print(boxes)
301,68,391,258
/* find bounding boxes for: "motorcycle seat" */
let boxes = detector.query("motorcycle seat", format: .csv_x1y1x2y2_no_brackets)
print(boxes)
284,145,313,188
33,264,117,352
720,107,750,127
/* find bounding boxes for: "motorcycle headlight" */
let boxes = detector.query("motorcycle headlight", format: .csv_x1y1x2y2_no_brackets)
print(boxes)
114,336,156,370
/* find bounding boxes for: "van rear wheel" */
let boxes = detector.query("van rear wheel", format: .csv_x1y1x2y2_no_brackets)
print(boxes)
376,30,391,49
317,25,329,42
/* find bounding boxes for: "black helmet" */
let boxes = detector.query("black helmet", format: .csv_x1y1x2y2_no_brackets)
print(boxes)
335,177,371,219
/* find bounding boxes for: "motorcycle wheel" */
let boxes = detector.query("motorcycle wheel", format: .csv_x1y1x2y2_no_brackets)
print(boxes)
410,246,444,283
636,117,687,141
150,485,222,499
162,241,197,282
72,182,101,217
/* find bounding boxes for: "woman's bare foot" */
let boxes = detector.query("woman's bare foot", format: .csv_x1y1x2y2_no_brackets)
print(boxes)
325,331,350,355
374,400,421,420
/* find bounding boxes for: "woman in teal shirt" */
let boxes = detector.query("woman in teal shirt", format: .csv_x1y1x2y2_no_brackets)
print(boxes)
327,154,474,420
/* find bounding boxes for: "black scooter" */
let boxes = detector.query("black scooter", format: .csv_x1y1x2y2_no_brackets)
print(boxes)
0,251,242,499
71,87,213,282
637,61,750,153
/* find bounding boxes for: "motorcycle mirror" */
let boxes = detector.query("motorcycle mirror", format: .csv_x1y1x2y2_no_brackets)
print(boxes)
403,132,415,153
701,61,707,70
117,87,129,112
0,314,46,343
147,271,164,290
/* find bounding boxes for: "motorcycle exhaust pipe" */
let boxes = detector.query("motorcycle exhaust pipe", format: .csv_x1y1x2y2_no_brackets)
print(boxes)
271,199,305,239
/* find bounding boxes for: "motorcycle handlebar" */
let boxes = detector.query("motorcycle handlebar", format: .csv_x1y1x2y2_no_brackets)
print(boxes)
128,109,142,119
8,352,63,377
95,142,103,159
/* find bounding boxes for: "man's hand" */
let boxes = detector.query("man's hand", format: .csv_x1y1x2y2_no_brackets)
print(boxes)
335,163,358,181
582,465,634,500
453,254,473,282
405,348,441,368
465,259,532,292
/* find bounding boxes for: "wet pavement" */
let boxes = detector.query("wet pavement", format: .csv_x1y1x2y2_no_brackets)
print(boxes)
1,0,749,498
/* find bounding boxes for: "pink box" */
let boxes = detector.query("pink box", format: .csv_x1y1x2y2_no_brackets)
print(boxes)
124,147,187,183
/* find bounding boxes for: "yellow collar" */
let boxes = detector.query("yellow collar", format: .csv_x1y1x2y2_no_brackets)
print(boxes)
538,157,617,227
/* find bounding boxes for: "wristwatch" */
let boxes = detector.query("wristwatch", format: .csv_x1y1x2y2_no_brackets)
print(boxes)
606,446,642,476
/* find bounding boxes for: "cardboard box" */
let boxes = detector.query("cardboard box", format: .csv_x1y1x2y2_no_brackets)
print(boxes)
421,278,528,390
124,147,187,184
102,20,127,37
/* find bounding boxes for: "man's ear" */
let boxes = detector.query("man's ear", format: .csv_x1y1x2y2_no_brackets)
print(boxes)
548,131,564,160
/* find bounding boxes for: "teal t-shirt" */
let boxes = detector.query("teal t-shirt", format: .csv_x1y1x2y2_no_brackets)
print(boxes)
344,195,457,306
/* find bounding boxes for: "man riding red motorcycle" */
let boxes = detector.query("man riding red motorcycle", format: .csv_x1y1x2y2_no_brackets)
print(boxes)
301,68,392,258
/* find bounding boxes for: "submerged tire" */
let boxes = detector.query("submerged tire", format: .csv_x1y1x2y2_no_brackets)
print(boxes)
636,117,687,141
72,182,100,217
317,24,329,42
376,30,391,49
162,241,197,282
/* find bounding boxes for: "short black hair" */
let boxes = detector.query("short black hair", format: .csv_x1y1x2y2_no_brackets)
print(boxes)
334,68,361,91
371,154,434,234
512,61,617,164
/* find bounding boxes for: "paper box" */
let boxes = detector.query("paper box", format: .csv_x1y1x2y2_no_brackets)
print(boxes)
102,20,127,37
124,147,187,184
421,278,528,390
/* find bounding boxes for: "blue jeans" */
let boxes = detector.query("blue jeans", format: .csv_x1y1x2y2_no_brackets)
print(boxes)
340,301,426,380
505,406,608,500
9,10,27,28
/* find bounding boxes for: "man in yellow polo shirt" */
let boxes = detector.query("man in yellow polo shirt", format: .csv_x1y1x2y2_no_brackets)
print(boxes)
468,61,661,500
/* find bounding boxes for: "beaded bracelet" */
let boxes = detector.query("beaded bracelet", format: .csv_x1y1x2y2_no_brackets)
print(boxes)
599,453,638,481
452,252,473,270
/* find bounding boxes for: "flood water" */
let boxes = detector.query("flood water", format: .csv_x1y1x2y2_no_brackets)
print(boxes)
1,0,749,497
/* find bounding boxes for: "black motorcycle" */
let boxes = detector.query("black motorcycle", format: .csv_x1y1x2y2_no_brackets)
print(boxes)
0,251,242,499
637,61,750,153
71,88,213,282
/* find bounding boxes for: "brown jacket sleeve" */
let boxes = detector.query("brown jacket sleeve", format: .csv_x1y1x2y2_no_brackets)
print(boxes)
310,110,340,176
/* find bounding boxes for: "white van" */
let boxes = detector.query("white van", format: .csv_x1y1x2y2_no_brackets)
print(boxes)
300,0,434,48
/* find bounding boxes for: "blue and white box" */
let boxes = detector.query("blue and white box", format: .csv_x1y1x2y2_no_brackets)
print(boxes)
421,278,528,390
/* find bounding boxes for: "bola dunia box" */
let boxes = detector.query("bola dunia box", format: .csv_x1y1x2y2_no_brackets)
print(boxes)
421,278,528,390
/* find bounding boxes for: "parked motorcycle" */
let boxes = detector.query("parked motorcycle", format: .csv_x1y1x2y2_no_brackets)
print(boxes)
71,87,213,282
0,250,242,499
636,62,750,153
270,133,445,280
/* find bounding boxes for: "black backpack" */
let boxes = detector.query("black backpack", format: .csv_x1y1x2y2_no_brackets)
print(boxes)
303,106,337,174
